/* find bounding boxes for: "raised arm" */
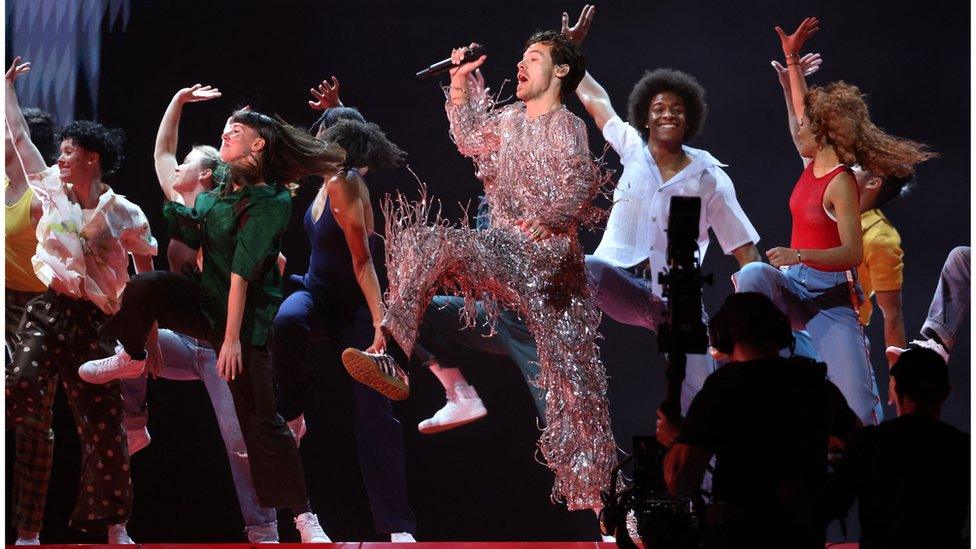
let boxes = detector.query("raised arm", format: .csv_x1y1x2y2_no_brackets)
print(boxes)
575,72,617,131
775,17,820,126
771,53,822,160
155,84,221,200
5,57,47,175
327,174,386,352
445,44,502,158
559,5,616,130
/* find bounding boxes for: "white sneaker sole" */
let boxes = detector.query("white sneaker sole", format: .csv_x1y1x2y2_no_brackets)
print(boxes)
418,407,488,434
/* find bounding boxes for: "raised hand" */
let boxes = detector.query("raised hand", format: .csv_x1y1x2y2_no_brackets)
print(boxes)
771,52,823,87
176,83,221,104
775,16,820,57
308,76,342,111
449,43,487,80
6,56,31,84
561,4,595,45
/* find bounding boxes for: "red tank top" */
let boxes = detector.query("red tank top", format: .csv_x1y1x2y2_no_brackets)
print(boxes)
789,162,854,272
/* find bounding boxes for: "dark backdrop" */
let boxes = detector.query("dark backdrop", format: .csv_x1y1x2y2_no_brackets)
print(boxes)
6,0,969,543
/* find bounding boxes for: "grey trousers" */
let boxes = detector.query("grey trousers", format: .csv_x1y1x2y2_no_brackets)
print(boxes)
921,246,970,351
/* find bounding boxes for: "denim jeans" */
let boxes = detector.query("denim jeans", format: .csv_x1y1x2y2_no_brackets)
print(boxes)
732,262,883,425
414,295,546,420
922,246,970,351
121,329,276,528
584,255,716,414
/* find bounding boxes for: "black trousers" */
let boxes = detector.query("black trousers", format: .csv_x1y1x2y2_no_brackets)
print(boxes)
6,290,132,534
100,271,307,509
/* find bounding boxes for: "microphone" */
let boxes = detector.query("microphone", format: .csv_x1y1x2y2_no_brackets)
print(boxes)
416,45,486,79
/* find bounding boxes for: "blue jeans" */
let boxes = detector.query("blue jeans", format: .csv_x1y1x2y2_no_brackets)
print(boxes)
733,262,883,425
414,295,545,420
584,255,716,414
922,246,970,351
121,329,277,528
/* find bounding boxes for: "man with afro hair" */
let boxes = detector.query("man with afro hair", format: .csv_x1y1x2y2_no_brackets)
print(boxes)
562,5,761,414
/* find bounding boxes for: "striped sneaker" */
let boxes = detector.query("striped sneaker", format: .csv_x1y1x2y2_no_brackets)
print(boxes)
341,349,409,401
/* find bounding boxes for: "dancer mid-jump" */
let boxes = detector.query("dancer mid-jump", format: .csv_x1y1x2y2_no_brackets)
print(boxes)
343,31,615,510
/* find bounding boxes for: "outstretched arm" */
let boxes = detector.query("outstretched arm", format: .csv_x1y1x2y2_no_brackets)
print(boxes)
327,174,386,353
5,57,47,175
559,5,616,129
775,17,820,125
771,53,822,160
155,84,221,200
575,72,617,131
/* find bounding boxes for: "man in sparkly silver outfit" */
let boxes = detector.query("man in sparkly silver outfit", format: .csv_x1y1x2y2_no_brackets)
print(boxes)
344,30,615,510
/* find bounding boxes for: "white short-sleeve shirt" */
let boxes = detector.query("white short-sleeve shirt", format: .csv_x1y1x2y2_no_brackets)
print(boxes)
593,116,759,296
29,165,158,314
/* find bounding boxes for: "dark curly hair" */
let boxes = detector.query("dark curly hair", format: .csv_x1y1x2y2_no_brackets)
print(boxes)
627,68,707,142
57,121,125,177
317,119,406,172
804,81,937,180
23,107,58,166
524,30,586,101
310,106,366,137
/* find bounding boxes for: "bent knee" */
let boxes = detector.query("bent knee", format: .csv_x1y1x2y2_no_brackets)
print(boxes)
733,262,777,292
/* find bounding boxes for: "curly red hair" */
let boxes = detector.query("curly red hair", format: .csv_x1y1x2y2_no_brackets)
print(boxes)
804,81,937,178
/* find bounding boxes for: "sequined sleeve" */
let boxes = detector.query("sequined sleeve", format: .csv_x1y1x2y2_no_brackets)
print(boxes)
544,111,608,232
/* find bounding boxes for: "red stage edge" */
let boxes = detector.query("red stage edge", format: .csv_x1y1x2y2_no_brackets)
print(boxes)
7,541,858,549
7,544,617,549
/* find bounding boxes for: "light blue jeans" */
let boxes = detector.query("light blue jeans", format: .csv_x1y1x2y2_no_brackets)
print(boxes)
732,262,883,425
121,329,277,528
585,255,716,414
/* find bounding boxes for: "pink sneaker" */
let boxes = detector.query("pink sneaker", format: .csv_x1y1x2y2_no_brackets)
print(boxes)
886,339,949,365
79,347,147,384
126,426,151,455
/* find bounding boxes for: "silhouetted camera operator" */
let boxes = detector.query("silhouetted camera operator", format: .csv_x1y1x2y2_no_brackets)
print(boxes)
661,292,859,549
829,347,969,549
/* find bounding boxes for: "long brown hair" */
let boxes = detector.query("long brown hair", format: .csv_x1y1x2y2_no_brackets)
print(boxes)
227,109,344,191
804,82,937,178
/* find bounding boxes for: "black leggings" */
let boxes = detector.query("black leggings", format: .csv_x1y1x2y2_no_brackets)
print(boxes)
100,271,307,508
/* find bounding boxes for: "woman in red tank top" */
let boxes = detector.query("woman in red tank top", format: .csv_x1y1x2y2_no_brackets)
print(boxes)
732,17,934,427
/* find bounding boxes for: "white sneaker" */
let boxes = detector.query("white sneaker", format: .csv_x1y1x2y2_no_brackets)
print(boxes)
79,347,147,384
886,338,950,365
294,512,330,543
418,383,487,434
390,532,416,542
15,532,39,545
127,426,151,456
288,415,306,448
107,523,134,544
246,521,280,543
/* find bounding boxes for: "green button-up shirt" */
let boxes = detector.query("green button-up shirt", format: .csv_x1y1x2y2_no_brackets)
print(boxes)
163,182,291,347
